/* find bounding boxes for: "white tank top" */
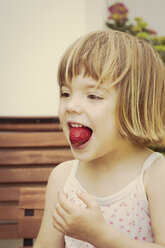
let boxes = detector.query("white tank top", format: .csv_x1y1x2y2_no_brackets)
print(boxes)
63,152,163,247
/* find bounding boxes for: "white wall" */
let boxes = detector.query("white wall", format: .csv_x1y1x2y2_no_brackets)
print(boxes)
0,0,105,117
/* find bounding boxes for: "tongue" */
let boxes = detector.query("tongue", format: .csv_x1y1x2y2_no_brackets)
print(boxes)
69,127,92,146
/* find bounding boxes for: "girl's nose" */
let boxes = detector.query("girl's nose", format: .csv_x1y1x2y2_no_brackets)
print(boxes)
66,96,83,114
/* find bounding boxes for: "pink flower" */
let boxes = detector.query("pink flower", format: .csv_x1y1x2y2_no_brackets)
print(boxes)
108,2,128,21
148,29,157,35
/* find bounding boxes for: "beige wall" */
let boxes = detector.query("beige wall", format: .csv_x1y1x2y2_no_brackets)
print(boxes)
0,1,106,247
1,0,164,117
0,0,106,117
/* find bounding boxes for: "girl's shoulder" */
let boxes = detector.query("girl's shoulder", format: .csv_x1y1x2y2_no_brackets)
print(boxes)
145,154,165,178
44,159,76,212
144,154,165,194
47,159,76,190
144,154,165,244
43,160,76,213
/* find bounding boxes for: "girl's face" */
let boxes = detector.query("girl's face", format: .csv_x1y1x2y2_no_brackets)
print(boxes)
58,74,122,162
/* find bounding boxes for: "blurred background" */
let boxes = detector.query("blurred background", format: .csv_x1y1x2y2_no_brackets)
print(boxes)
0,0,164,117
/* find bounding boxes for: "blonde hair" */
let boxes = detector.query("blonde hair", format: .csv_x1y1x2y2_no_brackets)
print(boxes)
57,30,165,146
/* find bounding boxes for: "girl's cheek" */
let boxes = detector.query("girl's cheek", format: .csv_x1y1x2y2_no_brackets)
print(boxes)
58,102,64,115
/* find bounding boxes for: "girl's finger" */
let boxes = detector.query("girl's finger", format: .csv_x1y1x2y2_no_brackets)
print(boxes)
52,208,67,232
58,190,77,213
77,191,98,209
56,201,69,220
52,220,64,234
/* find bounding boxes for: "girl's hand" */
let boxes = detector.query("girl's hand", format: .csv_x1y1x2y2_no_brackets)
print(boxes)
52,190,107,244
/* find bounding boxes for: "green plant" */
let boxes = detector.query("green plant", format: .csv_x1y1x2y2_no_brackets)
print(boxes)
106,2,165,63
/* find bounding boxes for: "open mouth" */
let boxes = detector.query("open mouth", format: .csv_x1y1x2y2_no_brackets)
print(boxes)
68,123,93,147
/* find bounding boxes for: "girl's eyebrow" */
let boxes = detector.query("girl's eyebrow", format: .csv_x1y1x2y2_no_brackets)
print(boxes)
85,83,109,92
60,82,109,92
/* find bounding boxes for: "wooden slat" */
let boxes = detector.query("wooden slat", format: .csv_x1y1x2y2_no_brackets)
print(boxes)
0,167,53,183
0,117,61,131
0,205,19,220
0,149,73,165
0,223,18,238
0,122,62,131
0,186,46,202
19,188,46,209
19,247,32,248
0,116,62,131
0,187,20,201
0,131,68,148
18,216,42,238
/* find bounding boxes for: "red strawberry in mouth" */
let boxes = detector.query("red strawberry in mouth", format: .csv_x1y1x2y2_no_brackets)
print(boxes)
69,124,92,147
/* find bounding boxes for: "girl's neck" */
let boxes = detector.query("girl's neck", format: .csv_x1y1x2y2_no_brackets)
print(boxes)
81,141,147,172
77,143,151,198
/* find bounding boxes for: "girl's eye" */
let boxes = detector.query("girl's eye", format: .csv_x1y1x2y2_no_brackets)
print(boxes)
87,94,103,100
60,92,70,98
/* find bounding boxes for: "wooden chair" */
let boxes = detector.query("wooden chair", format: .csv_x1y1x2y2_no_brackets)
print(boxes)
0,117,73,247
18,187,45,248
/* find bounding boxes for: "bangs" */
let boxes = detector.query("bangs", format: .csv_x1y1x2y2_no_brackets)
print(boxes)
57,31,132,87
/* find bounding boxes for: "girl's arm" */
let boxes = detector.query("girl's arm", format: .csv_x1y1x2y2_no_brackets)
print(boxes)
52,156,165,248
33,161,73,248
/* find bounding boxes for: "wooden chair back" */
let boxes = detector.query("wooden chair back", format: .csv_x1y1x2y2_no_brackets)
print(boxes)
0,117,73,247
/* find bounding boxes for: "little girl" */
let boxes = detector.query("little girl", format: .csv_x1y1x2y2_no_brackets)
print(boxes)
34,30,165,248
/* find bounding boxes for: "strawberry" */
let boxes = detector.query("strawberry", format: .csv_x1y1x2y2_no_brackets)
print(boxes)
69,127,92,146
